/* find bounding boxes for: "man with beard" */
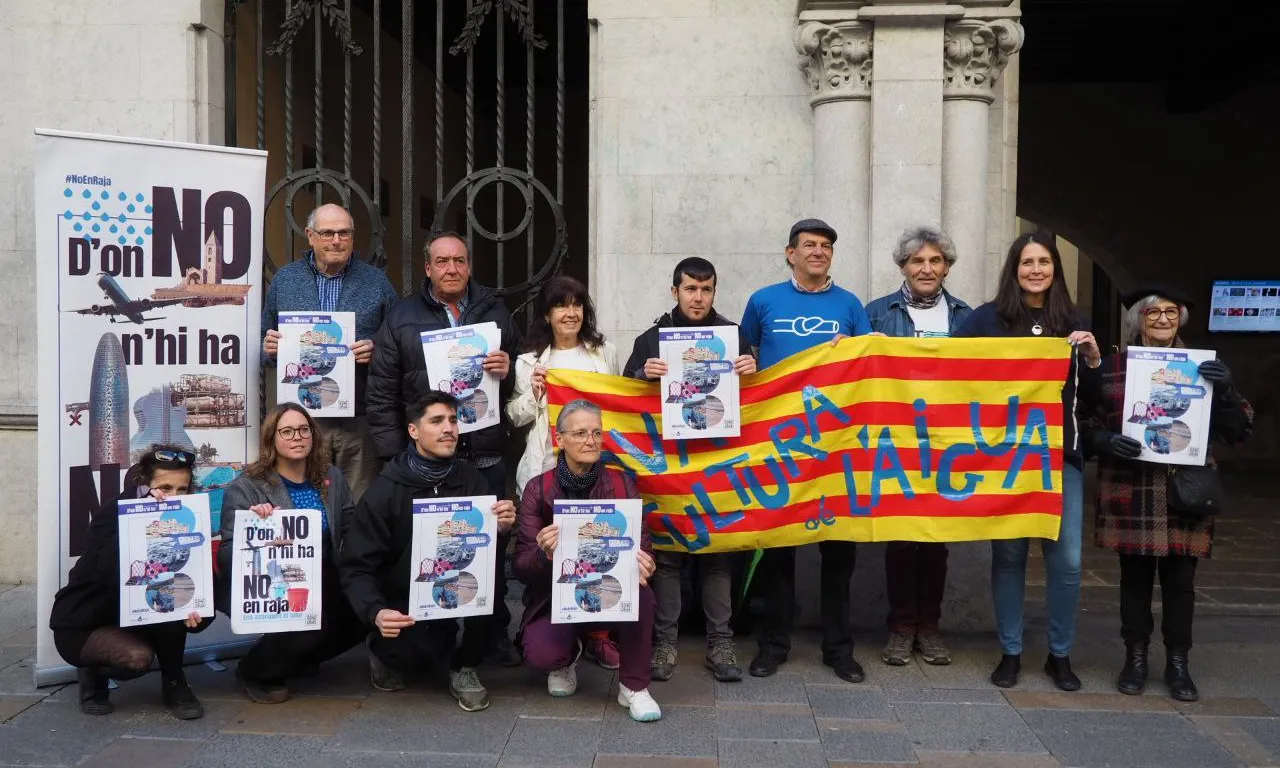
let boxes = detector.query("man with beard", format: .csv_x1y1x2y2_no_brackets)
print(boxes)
341,390,517,711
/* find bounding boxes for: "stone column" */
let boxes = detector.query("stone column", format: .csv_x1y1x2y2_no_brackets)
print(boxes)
795,21,874,297
942,18,1023,304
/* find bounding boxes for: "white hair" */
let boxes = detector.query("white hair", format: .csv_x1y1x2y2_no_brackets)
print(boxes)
555,399,602,433
892,225,958,267
1127,293,1190,343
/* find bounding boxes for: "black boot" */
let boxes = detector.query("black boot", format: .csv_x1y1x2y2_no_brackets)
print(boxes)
990,654,1020,688
77,668,113,716
161,674,204,720
1164,647,1199,702
1044,654,1082,691
1116,641,1148,695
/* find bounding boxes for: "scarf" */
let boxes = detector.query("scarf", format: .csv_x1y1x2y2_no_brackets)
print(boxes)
404,441,455,485
555,452,600,499
901,281,944,310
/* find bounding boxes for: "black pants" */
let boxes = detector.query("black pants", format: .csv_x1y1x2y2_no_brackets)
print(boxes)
462,461,512,648
369,611,483,671
237,554,368,684
1119,553,1198,649
756,540,857,660
54,622,188,681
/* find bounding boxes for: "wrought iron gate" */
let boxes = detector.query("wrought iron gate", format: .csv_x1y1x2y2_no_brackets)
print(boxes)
227,0,580,315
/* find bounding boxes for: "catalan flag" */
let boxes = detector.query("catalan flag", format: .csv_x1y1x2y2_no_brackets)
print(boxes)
546,336,1072,553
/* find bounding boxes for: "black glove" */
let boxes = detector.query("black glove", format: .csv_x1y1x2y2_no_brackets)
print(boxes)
1199,360,1233,387
1086,430,1143,460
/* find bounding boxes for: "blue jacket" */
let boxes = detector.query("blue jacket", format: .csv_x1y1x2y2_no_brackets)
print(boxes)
262,252,401,414
864,289,972,338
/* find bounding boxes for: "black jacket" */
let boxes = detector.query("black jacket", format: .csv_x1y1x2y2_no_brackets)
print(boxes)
623,308,755,380
367,279,520,461
50,486,213,634
339,450,489,625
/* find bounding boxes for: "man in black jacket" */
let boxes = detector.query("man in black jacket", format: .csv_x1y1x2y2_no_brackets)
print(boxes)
366,231,521,664
623,257,756,684
341,390,516,712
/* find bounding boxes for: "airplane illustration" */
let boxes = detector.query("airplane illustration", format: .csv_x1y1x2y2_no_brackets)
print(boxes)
70,273,186,324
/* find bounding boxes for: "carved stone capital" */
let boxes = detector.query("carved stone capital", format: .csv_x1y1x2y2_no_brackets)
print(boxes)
796,21,874,106
942,18,1023,103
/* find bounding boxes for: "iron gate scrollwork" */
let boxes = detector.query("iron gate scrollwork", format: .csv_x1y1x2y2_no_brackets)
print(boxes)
232,0,572,312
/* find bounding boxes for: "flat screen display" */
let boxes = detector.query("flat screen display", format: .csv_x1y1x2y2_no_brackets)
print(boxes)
1208,280,1280,332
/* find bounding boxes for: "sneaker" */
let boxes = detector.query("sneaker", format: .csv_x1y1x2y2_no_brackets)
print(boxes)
618,683,662,722
488,633,523,667
650,640,678,681
236,664,291,704
584,632,621,671
449,667,491,712
77,668,113,716
367,636,406,692
547,664,578,697
915,632,952,666
881,631,914,666
160,676,204,720
704,639,743,682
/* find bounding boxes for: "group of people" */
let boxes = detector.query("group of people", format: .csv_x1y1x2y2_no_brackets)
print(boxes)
50,204,1252,726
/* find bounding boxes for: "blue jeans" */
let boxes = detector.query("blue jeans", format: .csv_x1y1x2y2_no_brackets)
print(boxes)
991,463,1083,657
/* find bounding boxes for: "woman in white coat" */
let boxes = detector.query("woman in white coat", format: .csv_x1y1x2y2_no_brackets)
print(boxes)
507,274,620,669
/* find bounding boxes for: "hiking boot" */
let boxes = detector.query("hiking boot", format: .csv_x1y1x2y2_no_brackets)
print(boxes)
704,639,743,682
915,632,952,666
77,668,113,716
449,667,491,712
881,631,914,666
618,683,662,723
650,640,677,681
236,664,290,705
584,632,621,671
160,676,204,720
367,636,406,692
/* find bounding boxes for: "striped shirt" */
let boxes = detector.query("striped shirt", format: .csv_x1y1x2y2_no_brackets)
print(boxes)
309,254,347,313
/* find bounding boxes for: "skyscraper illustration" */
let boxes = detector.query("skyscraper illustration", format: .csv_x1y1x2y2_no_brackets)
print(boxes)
89,332,130,469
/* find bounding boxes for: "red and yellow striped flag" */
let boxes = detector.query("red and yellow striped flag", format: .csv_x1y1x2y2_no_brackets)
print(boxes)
547,336,1072,553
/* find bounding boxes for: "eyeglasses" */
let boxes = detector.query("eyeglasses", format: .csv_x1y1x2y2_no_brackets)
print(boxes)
152,449,195,466
277,426,313,440
1142,307,1181,321
311,228,354,241
561,429,604,443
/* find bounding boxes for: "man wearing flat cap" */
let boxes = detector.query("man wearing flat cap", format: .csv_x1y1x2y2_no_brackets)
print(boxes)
739,218,873,684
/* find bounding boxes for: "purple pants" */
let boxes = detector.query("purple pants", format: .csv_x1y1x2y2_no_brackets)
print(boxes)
522,585,655,692
885,541,949,633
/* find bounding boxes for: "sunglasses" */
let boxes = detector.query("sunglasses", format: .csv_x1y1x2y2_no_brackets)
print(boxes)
152,449,195,466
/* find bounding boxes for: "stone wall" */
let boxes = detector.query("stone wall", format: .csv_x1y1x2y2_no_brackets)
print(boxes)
0,0,226,582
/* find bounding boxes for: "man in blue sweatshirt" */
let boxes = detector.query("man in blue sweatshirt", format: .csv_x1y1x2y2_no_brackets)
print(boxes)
740,218,872,684
261,204,401,500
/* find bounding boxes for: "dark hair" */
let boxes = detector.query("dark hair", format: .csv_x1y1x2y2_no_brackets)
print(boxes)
672,257,717,288
521,275,606,352
246,403,331,503
406,390,461,424
424,230,468,260
994,231,1078,336
125,443,196,491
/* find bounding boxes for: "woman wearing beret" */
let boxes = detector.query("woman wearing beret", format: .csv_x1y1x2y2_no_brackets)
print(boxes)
1080,284,1252,701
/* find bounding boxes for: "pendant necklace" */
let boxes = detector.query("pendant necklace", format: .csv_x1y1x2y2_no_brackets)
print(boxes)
1030,312,1045,336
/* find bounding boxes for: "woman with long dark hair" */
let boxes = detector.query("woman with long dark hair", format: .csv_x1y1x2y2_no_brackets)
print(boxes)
507,275,621,670
49,445,208,719
955,231,1102,691
217,403,362,704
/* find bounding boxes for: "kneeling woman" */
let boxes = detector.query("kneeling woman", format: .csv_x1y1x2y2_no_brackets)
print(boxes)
217,403,364,704
513,399,662,722
49,446,209,719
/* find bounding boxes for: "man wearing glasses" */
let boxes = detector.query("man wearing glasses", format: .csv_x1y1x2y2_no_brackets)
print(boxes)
261,203,400,500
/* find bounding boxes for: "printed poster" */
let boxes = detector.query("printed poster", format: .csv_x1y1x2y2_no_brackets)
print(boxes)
408,496,498,620
658,326,740,440
277,312,355,417
1122,346,1216,466
551,499,640,624
117,493,215,627
230,509,323,634
420,322,501,434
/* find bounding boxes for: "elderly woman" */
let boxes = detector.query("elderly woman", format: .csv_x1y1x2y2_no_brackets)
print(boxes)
1080,284,1252,702
512,399,662,722
865,226,973,668
508,275,621,670
217,403,363,704
955,232,1102,691
49,445,209,719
